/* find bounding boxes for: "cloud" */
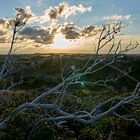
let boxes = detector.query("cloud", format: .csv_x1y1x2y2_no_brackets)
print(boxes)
82,25,96,37
23,2,92,27
18,22,101,45
61,23,80,39
18,23,80,45
8,2,92,29
60,23,102,40
0,19,9,32
17,20,105,46
0,6,35,44
15,6,34,20
45,2,92,20
0,3,94,46
19,27,54,45
0,19,11,43
103,14,132,22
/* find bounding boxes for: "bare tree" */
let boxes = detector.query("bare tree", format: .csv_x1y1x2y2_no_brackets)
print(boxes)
0,21,139,135
0,8,28,110
0,8,28,90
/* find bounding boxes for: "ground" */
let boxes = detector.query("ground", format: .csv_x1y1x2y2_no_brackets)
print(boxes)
0,54,140,140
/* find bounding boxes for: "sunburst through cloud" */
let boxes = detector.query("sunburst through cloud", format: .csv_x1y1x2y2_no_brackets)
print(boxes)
0,1,140,139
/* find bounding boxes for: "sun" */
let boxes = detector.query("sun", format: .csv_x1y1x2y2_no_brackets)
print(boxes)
51,32,72,49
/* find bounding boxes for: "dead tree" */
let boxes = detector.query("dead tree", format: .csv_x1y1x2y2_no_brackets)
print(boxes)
0,22,139,140
0,8,28,108
0,8,28,89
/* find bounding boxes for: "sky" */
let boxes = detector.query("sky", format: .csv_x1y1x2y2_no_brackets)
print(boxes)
0,0,140,54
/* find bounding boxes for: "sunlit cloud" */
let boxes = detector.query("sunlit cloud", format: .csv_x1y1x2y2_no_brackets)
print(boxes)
60,23,80,39
45,2,92,20
15,3,93,46
0,1,138,54
15,6,34,20
0,19,11,43
24,2,92,27
19,27,54,45
103,14,132,22
18,21,103,46
0,7,35,43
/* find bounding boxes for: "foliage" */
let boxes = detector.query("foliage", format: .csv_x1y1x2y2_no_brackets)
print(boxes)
0,54,140,139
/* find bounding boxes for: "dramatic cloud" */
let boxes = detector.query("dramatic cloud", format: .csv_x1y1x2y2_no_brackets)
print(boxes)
15,2,93,45
18,23,79,45
61,23,80,39
0,19,9,33
18,22,99,46
45,2,92,20
0,7,34,43
103,14,132,22
22,2,92,27
0,2,94,46
0,19,11,43
15,6,34,20
82,26,96,37
19,27,54,45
